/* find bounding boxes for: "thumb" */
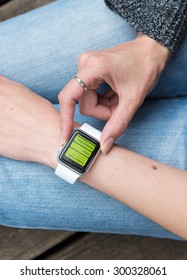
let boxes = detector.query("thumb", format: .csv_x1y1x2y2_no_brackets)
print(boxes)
100,97,138,154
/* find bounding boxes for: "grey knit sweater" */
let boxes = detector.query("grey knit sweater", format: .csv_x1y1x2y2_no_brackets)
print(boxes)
105,0,187,52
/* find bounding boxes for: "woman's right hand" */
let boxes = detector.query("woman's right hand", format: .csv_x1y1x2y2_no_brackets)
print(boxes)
59,34,170,154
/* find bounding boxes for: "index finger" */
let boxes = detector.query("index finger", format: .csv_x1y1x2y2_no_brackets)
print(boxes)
100,95,142,154
58,77,85,143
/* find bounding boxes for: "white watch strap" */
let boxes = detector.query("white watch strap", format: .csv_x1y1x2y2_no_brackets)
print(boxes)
80,123,101,141
55,164,80,184
55,123,101,184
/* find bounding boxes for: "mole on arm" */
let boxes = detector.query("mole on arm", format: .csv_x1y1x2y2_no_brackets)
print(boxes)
151,165,157,170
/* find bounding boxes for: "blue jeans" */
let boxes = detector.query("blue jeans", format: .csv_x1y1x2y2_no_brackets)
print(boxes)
0,0,187,240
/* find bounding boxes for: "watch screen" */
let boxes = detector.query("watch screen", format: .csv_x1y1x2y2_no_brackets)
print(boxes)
58,129,100,174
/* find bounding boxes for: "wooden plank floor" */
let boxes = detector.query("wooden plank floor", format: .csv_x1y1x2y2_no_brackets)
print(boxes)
0,0,187,260
0,225,74,259
0,0,54,21
0,225,187,260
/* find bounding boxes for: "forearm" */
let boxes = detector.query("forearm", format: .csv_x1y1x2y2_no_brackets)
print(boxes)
2,74,186,239
48,117,187,239
81,146,187,240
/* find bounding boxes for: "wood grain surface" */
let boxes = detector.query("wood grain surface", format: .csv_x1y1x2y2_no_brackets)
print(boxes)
0,225,74,259
43,233,187,260
0,0,54,21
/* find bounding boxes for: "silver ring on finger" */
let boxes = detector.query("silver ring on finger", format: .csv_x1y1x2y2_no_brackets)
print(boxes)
73,75,88,92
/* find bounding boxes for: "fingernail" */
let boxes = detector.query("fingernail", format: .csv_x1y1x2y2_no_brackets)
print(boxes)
60,132,66,146
101,137,115,155
61,136,67,146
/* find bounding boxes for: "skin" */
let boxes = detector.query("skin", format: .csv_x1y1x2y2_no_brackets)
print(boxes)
0,76,187,240
58,34,171,154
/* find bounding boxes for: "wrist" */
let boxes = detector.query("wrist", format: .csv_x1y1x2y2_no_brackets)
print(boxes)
45,121,81,170
135,33,171,70
35,113,61,170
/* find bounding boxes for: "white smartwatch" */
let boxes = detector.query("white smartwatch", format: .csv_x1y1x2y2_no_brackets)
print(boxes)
55,123,101,184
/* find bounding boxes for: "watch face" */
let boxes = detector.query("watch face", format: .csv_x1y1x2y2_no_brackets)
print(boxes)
58,129,100,174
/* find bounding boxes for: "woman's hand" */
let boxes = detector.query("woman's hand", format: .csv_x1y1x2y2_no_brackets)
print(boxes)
59,34,171,154
0,76,61,168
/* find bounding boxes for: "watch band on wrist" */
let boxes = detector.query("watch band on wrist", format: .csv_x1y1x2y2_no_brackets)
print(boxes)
55,163,80,184
80,123,101,141
55,123,101,184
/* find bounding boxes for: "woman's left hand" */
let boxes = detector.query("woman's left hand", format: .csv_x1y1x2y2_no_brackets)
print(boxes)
0,76,60,168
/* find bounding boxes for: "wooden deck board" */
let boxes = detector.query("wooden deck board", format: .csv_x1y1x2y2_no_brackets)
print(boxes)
44,233,187,260
0,225,74,260
0,224,187,260
0,0,54,21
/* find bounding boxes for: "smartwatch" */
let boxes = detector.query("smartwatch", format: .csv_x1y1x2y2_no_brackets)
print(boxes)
55,123,101,184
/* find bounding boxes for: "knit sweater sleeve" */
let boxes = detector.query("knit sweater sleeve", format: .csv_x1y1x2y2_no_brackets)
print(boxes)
104,0,187,52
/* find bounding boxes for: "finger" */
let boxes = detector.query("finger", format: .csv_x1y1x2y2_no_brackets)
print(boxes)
79,87,118,119
59,77,85,143
78,51,95,69
100,97,141,154
79,90,112,120
59,67,104,142
102,88,116,98
99,89,119,111
98,94,118,108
